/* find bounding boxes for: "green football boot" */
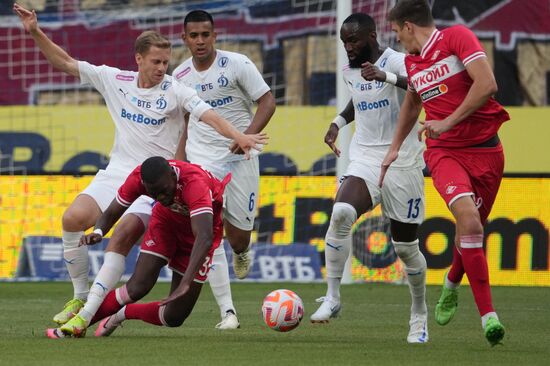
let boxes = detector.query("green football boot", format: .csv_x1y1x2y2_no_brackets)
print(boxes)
435,277,458,326
60,314,88,338
52,298,85,325
484,317,505,346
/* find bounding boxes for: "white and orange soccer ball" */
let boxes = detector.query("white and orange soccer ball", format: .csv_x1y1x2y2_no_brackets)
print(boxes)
261,289,304,332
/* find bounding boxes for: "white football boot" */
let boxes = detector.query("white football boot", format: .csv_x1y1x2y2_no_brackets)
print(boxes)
407,313,429,343
310,296,341,323
215,310,240,330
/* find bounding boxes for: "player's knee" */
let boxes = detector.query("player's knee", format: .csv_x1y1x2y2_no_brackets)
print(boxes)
62,208,87,231
393,240,426,272
456,209,483,236
165,316,186,328
163,307,190,327
328,202,357,239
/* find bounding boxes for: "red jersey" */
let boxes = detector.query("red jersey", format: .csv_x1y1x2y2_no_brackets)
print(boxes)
406,25,510,148
116,159,227,225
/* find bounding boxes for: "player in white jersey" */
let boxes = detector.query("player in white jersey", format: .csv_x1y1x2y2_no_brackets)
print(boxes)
173,10,276,329
309,13,428,343
14,3,267,338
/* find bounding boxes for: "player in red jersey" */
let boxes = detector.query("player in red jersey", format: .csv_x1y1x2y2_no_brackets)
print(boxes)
380,0,507,346
47,157,229,338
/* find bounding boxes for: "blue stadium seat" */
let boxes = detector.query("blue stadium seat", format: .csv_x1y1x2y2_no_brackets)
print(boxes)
309,153,336,175
259,153,298,175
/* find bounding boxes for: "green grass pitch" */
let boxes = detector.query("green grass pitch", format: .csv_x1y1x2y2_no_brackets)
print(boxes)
0,282,548,365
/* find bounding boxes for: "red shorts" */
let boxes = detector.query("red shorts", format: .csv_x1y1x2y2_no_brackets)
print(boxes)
424,144,504,223
140,205,223,283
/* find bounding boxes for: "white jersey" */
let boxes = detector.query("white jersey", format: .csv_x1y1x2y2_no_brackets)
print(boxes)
173,50,270,164
78,61,211,172
344,48,424,169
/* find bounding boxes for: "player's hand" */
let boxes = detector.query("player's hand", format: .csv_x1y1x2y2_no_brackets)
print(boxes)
324,123,341,157
361,62,385,82
379,149,399,187
418,119,453,140
229,142,244,155
79,233,103,246
13,3,39,34
160,281,190,305
231,132,268,159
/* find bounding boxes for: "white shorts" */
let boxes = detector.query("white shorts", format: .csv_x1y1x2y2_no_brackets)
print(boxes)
200,157,259,231
80,167,154,225
345,159,425,224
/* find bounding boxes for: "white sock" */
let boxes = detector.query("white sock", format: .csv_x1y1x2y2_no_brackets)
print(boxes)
208,244,236,317
112,306,127,324
481,312,498,329
324,202,356,303
62,230,89,300
445,275,460,289
79,252,126,324
393,239,427,316
327,277,341,302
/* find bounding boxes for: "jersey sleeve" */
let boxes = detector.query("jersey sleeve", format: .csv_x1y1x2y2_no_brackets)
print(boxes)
447,25,487,66
115,166,146,207
235,55,271,101
173,81,212,120
387,51,407,77
182,179,214,217
78,61,115,94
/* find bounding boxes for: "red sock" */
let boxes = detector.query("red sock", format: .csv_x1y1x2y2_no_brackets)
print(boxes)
447,245,465,284
124,302,164,326
460,235,494,316
90,289,121,325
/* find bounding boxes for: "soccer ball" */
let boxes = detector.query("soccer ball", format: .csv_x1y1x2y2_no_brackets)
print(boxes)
261,289,304,332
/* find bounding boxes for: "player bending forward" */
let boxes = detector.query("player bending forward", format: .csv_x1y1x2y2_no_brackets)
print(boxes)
48,157,230,338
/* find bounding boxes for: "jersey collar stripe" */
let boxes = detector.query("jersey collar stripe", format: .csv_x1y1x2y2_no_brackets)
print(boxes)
171,166,180,180
421,29,441,59
463,51,486,66
190,207,214,216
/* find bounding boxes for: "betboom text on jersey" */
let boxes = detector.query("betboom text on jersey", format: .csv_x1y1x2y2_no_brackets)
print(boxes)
205,96,233,108
120,109,166,126
356,98,389,112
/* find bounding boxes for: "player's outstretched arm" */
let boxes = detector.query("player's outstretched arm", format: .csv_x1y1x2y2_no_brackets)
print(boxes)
161,213,214,304
230,91,276,154
79,199,128,246
379,89,422,187
13,3,79,78
199,109,268,159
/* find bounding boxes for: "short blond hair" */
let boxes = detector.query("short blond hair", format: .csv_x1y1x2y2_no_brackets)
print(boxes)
134,30,171,55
